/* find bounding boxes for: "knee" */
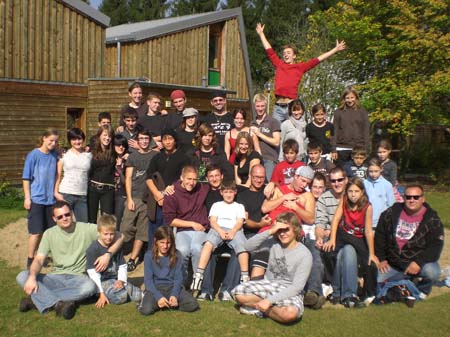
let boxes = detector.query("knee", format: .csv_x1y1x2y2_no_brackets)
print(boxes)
421,263,440,282
80,278,97,297
106,288,128,305
340,245,357,262
16,270,29,287
180,298,199,312
279,307,300,323
138,304,155,316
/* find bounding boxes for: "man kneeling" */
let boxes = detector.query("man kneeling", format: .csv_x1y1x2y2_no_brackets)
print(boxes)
16,201,123,319
232,212,312,324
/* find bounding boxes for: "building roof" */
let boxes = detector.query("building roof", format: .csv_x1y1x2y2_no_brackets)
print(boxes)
60,0,110,27
106,8,241,43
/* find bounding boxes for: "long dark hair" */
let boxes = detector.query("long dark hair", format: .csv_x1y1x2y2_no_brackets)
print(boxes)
345,177,369,211
152,226,177,267
92,125,114,161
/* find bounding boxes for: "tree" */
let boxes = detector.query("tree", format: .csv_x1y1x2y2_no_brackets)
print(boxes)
99,0,131,25
171,0,220,16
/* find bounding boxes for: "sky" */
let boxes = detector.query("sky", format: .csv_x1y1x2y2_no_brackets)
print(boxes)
90,0,101,9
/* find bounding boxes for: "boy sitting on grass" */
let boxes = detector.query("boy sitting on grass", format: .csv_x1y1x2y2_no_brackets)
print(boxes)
191,181,250,294
86,214,142,308
271,139,306,186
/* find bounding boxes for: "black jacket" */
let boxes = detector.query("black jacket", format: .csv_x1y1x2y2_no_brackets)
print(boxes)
375,202,444,270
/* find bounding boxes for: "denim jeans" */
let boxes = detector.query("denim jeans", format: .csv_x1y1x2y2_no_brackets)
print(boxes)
304,238,324,295
272,104,289,124
61,193,88,223
16,271,97,313
202,249,241,295
175,230,207,283
377,262,440,295
148,206,165,244
101,279,142,304
263,159,277,182
332,244,358,299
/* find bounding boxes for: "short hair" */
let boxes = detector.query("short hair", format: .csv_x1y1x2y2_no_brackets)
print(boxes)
281,44,297,55
97,214,117,232
311,172,326,186
67,128,85,143
146,92,161,101
329,166,347,178
282,139,299,154
181,165,198,177
113,134,129,150
275,212,302,240
352,146,367,157
52,200,72,215
137,129,152,138
307,141,322,152
404,183,424,195
367,158,382,168
122,107,138,120
312,103,326,116
377,139,392,151
206,164,222,175
289,99,305,116
253,93,267,104
220,180,237,191
128,82,142,93
98,111,111,122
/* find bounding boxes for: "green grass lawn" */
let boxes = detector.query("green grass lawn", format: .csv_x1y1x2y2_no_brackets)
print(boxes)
425,192,450,228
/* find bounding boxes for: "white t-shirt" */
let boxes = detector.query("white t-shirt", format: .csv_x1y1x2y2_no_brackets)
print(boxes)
59,150,92,196
209,201,245,230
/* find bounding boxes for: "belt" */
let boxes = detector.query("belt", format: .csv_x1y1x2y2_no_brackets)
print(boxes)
89,180,115,190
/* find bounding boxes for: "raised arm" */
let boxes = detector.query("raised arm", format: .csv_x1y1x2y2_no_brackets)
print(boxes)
256,23,272,50
317,40,346,62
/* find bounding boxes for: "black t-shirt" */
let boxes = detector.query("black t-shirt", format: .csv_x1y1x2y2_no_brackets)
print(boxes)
306,122,334,154
176,129,196,153
138,114,167,138
86,240,126,281
235,151,263,184
146,150,190,186
90,157,115,184
200,112,234,149
165,112,184,130
237,187,266,235
205,188,222,213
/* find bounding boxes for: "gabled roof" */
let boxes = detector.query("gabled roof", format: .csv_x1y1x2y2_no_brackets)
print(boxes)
106,8,241,43
59,0,110,27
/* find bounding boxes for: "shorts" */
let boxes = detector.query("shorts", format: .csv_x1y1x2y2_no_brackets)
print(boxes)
27,202,55,234
120,198,149,242
251,249,270,270
204,227,247,255
232,279,304,318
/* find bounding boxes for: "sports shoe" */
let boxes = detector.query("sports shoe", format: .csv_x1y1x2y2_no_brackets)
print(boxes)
363,296,376,306
322,283,333,298
342,296,365,309
312,296,326,310
127,259,137,272
328,295,341,305
190,272,203,292
239,306,264,318
304,290,319,307
197,292,213,301
219,290,233,301
54,301,76,320
19,297,36,312
240,274,250,283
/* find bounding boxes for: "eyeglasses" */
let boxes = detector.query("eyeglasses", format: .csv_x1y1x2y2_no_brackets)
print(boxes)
330,177,345,183
404,195,422,200
212,98,225,103
114,144,125,147
55,212,71,220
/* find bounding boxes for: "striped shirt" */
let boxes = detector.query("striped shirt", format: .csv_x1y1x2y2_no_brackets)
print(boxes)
315,190,340,230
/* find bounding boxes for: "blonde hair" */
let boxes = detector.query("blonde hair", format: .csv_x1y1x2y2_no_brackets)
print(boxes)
253,93,267,104
97,214,117,232
38,128,59,147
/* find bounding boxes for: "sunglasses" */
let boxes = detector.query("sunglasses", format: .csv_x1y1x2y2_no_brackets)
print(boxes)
404,195,422,200
330,177,345,183
55,212,71,220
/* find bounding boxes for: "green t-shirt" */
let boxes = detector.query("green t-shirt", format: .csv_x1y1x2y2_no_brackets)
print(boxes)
37,222,98,275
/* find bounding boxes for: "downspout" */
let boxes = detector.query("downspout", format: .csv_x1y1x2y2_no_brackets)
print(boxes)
116,40,121,78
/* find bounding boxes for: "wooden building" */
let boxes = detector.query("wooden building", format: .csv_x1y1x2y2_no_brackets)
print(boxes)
87,8,253,135
0,0,110,183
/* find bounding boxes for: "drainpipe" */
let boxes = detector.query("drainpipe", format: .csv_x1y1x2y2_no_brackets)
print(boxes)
117,40,121,78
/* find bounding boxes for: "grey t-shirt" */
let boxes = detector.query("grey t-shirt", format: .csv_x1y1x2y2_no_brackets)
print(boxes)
245,230,312,303
252,115,281,163
126,150,156,199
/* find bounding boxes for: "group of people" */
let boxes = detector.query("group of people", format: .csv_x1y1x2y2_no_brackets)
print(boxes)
16,23,444,324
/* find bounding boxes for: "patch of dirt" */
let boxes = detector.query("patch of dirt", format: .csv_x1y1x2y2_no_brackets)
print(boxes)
2,218,449,296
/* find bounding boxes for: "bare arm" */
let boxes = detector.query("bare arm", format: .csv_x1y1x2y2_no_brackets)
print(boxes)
125,167,134,211
23,180,31,210
252,127,280,147
170,218,205,231
252,133,262,155
317,40,346,62
54,159,64,201
364,205,379,266
243,158,261,187
146,178,164,206
224,131,231,160
256,23,272,50
24,253,46,295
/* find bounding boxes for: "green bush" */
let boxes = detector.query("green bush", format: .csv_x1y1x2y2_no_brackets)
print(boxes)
0,176,23,209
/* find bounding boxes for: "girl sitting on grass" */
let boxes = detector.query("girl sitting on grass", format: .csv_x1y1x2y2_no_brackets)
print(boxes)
138,226,199,315
323,177,379,308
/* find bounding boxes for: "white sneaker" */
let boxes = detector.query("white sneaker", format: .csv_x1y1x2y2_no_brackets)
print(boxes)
240,274,250,283
219,290,233,301
239,306,264,318
190,273,203,291
363,296,375,306
322,283,333,298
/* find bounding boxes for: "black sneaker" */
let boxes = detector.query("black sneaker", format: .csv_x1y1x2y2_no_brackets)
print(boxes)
127,259,137,272
342,296,365,309
19,297,36,312
328,295,341,305
54,301,76,320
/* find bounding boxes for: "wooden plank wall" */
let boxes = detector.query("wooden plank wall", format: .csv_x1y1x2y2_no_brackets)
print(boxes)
105,26,208,88
0,0,105,83
0,81,87,184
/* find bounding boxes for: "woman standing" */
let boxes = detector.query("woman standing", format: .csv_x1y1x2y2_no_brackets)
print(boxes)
54,128,92,222
88,125,116,223
113,134,129,228
234,131,263,187
279,99,307,162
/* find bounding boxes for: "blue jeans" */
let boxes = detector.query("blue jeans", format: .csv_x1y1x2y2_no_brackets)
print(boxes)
101,279,142,304
202,249,241,295
148,206,165,244
304,238,324,295
377,262,440,295
61,193,88,223
175,230,207,283
16,271,97,313
272,104,289,124
332,245,358,299
263,159,277,182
